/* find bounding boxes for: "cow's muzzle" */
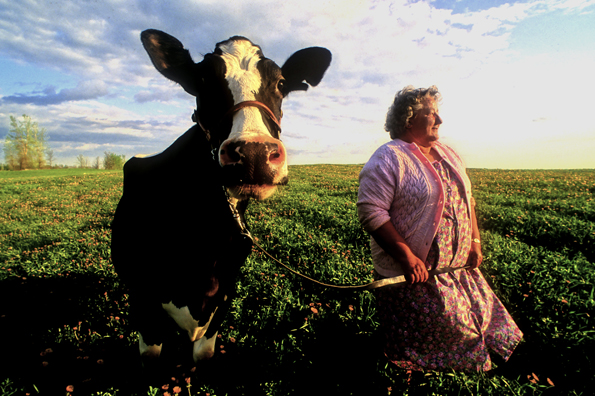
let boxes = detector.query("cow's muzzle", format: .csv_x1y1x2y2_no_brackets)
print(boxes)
219,137,288,200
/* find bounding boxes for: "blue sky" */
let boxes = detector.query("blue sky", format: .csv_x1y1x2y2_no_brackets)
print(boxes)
0,0,594,169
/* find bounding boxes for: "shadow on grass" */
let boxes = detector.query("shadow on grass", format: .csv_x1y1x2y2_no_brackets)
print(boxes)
491,313,595,395
198,312,395,396
0,273,394,395
1,273,589,395
0,274,146,395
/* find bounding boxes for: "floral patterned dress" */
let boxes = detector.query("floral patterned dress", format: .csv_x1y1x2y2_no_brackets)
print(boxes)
375,160,523,372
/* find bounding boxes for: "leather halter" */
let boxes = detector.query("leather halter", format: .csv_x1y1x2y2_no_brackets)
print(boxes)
190,100,281,241
224,100,282,133
192,100,282,148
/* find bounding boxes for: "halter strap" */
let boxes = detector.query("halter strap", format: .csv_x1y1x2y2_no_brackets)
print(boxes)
224,100,282,133
192,100,282,157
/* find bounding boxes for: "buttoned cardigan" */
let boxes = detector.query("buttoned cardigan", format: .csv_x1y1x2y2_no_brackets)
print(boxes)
357,138,473,278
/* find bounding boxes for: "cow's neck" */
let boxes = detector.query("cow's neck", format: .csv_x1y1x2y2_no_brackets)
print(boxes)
192,110,221,154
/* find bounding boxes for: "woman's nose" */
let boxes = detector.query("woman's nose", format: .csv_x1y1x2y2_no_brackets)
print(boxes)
435,114,443,125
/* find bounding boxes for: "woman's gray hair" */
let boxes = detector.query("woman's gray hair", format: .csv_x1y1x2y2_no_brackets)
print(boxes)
384,85,441,139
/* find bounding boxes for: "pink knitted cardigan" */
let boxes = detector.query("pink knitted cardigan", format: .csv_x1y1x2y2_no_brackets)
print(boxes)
357,139,473,278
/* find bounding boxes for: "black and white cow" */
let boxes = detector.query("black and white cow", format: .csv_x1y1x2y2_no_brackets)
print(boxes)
111,29,331,365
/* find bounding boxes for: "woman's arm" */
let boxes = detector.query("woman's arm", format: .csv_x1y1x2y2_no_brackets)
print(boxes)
370,221,429,284
357,148,428,283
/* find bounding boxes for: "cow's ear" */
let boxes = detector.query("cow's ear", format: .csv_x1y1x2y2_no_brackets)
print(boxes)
281,47,332,95
141,29,201,96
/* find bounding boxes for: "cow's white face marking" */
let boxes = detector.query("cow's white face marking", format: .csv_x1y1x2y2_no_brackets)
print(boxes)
217,39,288,200
218,40,270,141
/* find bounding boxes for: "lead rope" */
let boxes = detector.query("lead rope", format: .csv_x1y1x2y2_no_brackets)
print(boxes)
222,186,471,291
196,109,471,291
253,240,471,290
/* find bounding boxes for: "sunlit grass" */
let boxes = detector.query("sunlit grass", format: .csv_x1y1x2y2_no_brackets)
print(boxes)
0,166,593,395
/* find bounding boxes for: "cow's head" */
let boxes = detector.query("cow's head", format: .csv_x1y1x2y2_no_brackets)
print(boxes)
140,29,331,200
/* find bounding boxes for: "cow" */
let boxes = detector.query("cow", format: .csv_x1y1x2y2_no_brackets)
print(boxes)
111,29,331,366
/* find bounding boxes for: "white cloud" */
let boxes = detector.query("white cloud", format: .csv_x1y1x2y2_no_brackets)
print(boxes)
2,80,109,105
0,0,593,168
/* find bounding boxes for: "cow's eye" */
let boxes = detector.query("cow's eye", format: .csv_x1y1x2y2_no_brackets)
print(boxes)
277,79,285,92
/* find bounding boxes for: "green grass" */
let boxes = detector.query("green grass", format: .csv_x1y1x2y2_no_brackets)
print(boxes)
0,168,118,180
0,166,593,395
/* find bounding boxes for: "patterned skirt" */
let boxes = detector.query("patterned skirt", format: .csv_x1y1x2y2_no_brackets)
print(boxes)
375,269,523,371
375,160,523,371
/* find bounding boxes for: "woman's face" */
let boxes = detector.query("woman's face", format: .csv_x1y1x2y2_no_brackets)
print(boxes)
407,97,442,145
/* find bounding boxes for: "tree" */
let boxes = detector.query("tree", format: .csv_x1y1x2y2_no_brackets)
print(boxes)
46,149,55,168
76,154,89,168
3,114,48,170
92,156,101,169
103,151,125,170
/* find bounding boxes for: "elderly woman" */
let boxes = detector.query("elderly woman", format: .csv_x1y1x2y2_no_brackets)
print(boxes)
357,86,522,371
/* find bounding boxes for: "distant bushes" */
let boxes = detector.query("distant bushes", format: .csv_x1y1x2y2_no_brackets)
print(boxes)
102,152,125,170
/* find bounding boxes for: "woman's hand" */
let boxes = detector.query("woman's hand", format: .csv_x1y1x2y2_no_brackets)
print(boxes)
466,242,483,269
402,254,429,284
369,221,429,284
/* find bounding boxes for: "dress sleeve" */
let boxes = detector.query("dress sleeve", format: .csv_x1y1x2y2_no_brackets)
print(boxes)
357,148,398,233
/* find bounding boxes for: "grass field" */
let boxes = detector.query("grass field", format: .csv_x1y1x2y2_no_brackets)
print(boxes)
0,166,593,395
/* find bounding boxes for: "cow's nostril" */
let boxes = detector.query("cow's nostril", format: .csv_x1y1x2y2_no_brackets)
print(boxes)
268,146,284,165
220,142,242,165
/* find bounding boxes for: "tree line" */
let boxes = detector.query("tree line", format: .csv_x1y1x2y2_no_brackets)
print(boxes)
75,152,126,170
2,114,125,170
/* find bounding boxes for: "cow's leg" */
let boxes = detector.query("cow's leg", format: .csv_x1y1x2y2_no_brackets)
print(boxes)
130,293,169,367
139,333,163,364
191,293,234,362
192,330,218,361
162,300,220,362
162,294,233,362
162,302,213,340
